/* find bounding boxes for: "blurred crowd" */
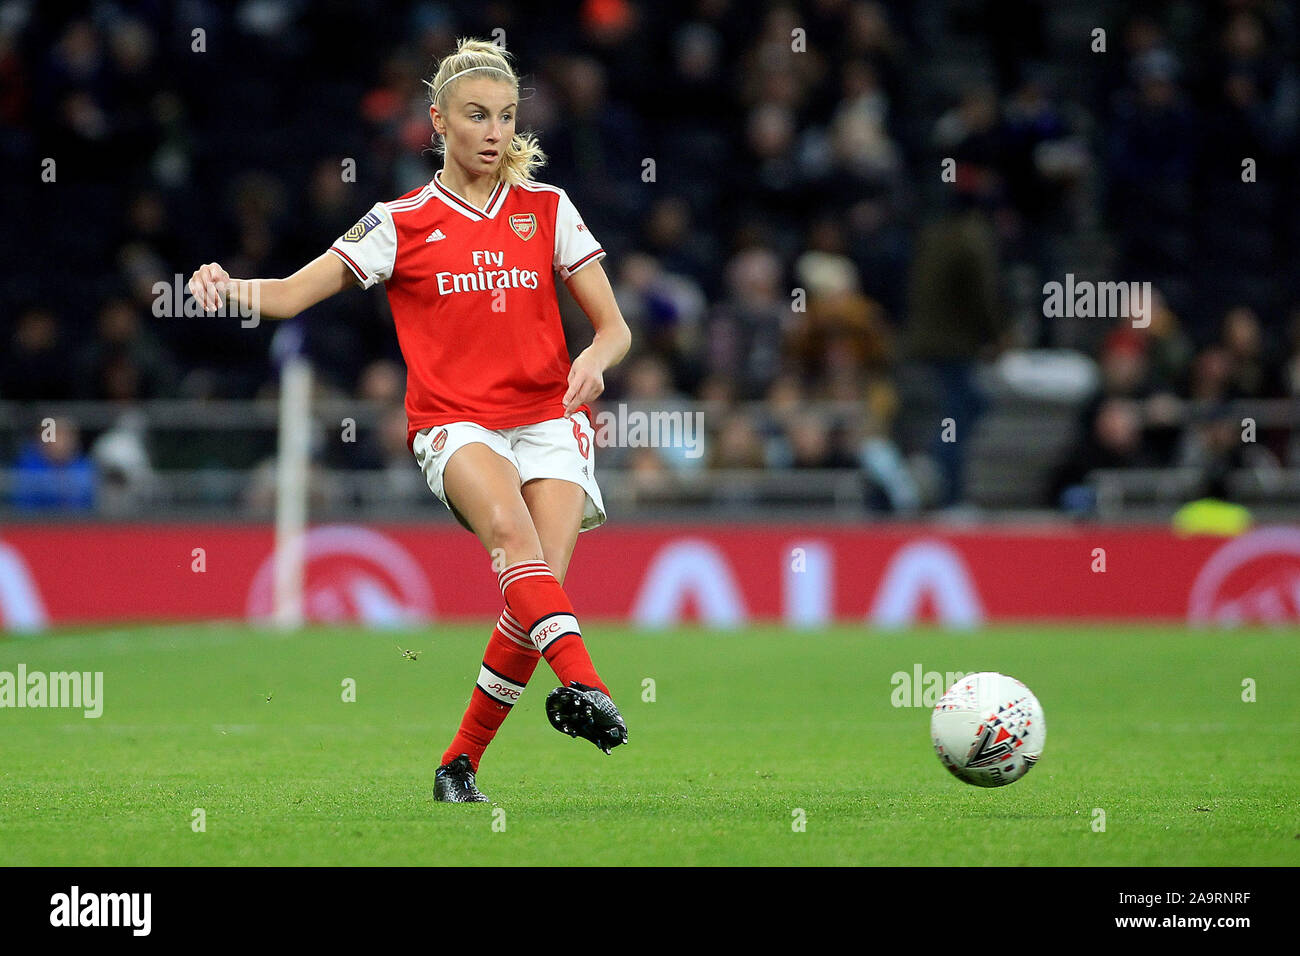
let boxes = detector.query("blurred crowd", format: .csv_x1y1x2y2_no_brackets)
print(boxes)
3,0,1299,514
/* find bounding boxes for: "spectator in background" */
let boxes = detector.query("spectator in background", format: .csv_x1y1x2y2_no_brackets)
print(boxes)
118,240,171,315
827,60,901,195
1220,306,1279,399
1,308,69,401
999,73,1078,229
291,158,364,265
639,195,719,296
331,359,407,472
841,1,906,107
360,52,425,176
696,372,737,410
368,404,428,504
1210,306,1290,466
705,247,791,400
735,101,805,251
997,72,1090,315
980,0,1047,94
827,67,909,296
11,417,96,511
122,190,180,264
1190,5,1294,319
616,353,703,472
1095,329,1153,401
710,411,768,470
543,55,645,231
776,415,853,470
933,84,1000,169
1049,398,1155,512
622,446,676,499
816,57,910,316
1187,345,1233,404
226,170,291,281
1109,13,1172,107
1082,326,1181,466
91,408,154,515
1134,288,1193,395
905,165,1006,508
46,22,123,184
287,160,388,391
760,372,807,460
786,249,916,510
658,19,731,215
738,6,821,114
356,358,405,406
73,296,177,401
1195,61,1284,321
1286,306,1300,392
1175,405,1256,501
786,250,891,391
1106,48,1199,319
609,252,707,398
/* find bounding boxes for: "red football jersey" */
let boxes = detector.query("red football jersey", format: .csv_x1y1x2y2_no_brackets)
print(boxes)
328,171,605,447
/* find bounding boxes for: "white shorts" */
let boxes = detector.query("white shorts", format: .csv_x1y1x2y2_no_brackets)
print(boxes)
412,411,607,532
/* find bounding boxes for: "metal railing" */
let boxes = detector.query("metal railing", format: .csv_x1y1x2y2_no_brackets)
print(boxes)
2,397,1298,521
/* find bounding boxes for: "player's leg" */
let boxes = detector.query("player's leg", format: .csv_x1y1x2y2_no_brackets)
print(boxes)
511,413,625,754
521,477,584,584
443,446,610,699
442,441,544,563
435,444,617,787
432,442,541,799
522,476,625,753
435,600,539,787
438,479,582,778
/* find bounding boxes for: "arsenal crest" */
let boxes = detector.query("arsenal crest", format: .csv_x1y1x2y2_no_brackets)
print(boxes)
432,428,448,452
509,213,537,240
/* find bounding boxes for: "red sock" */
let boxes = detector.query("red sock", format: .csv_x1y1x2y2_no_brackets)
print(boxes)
498,560,608,695
441,609,541,770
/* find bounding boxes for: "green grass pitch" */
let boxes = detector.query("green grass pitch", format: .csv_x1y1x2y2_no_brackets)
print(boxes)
1,623,1296,866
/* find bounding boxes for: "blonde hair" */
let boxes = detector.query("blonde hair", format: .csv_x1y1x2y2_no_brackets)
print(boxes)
424,38,545,186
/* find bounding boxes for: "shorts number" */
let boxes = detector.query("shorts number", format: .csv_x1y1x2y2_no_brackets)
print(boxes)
572,418,590,459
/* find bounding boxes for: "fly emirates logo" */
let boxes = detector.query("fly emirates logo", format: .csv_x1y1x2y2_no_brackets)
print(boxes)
435,250,540,295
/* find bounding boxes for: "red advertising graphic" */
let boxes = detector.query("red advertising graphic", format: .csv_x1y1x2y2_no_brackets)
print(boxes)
2,523,1299,631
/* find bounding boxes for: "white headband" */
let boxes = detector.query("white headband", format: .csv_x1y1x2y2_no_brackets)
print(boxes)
434,65,512,99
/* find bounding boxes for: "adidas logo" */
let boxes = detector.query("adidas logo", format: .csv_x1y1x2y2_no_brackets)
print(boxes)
426,229,447,242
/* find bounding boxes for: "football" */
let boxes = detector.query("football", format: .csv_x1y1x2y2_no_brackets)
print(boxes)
931,672,1046,787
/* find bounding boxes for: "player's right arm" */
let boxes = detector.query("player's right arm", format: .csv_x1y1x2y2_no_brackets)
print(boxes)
188,252,357,319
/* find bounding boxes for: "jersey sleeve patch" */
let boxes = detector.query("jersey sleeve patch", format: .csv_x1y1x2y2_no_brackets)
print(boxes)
341,210,382,242
330,202,397,289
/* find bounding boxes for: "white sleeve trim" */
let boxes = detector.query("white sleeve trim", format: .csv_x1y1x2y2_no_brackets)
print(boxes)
559,248,607,280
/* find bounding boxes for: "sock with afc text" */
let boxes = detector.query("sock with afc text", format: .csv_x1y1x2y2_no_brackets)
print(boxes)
441,609,541,770
497,560,609,696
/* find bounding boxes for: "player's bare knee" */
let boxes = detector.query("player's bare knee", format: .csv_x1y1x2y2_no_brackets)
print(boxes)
483,507,539,560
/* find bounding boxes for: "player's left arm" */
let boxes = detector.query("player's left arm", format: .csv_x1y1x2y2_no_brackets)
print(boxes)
562,260,632,417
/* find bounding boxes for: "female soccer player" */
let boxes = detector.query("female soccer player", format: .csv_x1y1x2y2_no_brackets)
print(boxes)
189,38,632,802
